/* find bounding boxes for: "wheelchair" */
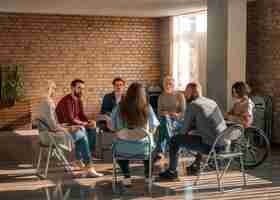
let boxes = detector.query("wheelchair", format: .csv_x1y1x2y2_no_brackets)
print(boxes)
234,126,270,169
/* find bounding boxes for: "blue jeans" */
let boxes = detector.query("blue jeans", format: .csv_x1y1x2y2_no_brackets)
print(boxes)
85,128,96,153
168,134,212,172
157,116,183,153
71,128,92,165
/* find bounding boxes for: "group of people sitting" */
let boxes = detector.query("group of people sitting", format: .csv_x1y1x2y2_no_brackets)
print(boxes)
37,75,254,185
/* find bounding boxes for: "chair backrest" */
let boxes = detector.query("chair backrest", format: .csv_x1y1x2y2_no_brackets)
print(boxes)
35,119,72,151
212,124,244,153
112,128,154,160
251,95,273,140
35,119,50,131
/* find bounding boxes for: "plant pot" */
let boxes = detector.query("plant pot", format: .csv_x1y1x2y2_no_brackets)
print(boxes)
0,99,16,109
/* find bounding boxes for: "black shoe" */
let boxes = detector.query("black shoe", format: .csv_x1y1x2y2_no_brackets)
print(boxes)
159,170,178,180
187,153,201,176
187,165,199,176
153,153,164,164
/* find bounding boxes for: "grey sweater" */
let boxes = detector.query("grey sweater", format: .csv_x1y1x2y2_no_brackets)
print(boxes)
157,92,186,120
180,96,227,146
37,97,64,131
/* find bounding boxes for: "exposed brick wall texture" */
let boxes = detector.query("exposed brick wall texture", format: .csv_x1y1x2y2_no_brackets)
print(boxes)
0,13,161,123
0,100,31,130
246,0,280,142
246,1,258,86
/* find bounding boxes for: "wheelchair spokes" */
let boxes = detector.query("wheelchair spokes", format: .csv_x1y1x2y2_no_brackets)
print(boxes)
236,127,270,169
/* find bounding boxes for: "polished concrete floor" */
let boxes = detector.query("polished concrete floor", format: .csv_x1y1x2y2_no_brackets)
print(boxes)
0,147,277,200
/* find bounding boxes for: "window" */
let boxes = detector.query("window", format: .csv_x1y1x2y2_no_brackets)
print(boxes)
172,12,207,90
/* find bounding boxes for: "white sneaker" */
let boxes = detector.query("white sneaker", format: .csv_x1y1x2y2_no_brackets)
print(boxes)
86,167,104,178
122,178,132,187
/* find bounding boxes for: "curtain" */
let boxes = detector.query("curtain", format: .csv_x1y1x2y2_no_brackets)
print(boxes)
171,12,207,93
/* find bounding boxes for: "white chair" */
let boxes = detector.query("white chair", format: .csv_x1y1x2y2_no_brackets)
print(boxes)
35,119,72,178
194,124,247,191
112,128,154,193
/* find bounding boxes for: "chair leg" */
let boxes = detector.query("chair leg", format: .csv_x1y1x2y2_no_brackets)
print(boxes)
36,147,43,175
214,157,222,191
194,152,212,186
112,158,117,193
240,154,247,187
148,155,152,194
45,146,53,178
44,188,51,200
54,146,72,173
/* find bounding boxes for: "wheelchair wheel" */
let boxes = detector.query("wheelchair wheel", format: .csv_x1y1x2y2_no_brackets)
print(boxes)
237,127,270,169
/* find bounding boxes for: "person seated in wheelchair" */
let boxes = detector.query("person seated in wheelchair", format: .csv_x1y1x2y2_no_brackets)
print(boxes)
97,77,126,132
111,82,160,186
159,82,228,180
37,80,103,178
156,75,185,158
224,81,254,128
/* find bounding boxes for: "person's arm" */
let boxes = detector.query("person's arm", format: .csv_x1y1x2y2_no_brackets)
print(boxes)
63,98,87,125
111,106,121,131
148,105,160,132
226,99,252,126
157,94,168,117
44,100,66,133
180,104,195,135
176,92,186,120
78,100,89,123
100,94,113,115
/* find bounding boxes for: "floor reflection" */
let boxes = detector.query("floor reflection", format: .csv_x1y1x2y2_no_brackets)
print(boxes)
0,146,276,200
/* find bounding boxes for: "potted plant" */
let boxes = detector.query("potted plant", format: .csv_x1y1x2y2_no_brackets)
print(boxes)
0,64,24,107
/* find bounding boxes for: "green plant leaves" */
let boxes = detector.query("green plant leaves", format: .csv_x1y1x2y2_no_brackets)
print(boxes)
0,64,24,106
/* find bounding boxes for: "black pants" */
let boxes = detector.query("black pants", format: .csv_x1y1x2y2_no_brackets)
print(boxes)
168,134,211,171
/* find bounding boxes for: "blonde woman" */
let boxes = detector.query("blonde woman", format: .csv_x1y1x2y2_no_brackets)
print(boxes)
157,76,185,155
37,80,103,177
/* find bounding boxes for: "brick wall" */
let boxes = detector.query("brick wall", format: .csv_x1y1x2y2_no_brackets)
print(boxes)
246,1,258,88
0,100,31,130
0,13,161,123
246,0,280,142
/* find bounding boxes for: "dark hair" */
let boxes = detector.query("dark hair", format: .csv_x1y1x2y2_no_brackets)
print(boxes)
71,79,85,87
112,77,125,85
119,82,148,128
186,82,202,102
232,81,250,98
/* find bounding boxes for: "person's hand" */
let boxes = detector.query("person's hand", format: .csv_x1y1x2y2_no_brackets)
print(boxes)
169,112,178,118
160,111,168,116
85,120,96,128
67,126,81,133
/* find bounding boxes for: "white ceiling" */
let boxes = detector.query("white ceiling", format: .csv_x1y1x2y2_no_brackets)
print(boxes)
0,0,207,17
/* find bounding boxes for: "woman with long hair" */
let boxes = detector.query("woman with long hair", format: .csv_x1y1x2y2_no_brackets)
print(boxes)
225,81,254,128
112,82,159,186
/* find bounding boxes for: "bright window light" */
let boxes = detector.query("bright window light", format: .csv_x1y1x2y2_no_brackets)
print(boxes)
172,12,207,90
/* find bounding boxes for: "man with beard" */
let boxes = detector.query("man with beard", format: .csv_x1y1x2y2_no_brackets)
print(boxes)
159,82,227,180
56,79,97,163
